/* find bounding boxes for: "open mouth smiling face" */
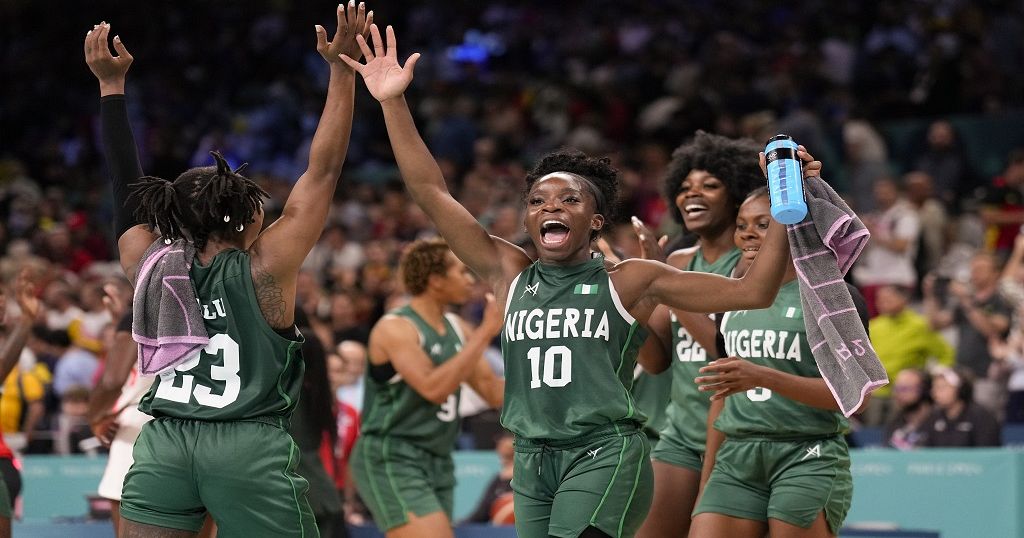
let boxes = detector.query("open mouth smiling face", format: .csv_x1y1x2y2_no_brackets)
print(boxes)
526,173,603,261
675,170,731,234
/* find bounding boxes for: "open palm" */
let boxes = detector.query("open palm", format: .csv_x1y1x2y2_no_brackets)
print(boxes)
341,24,420,103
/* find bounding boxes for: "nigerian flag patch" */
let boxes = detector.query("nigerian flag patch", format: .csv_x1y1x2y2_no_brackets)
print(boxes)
573,283,599,295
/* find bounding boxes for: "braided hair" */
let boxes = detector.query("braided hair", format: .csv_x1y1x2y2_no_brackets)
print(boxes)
524,149,620,241
131,151,269,250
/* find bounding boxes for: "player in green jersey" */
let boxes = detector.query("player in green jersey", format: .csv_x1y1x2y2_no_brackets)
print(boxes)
342,26,821,538
691,188,869,538
630,132,765,538
85,5,372,536
352,238,504,537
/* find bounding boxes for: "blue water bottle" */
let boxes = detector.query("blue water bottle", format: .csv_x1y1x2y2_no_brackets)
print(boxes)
764,134,808,225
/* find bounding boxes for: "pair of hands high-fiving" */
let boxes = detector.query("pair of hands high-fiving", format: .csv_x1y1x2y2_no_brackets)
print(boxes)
85,1,418,105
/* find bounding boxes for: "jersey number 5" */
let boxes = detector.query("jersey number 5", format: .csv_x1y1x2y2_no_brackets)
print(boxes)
527,346,572,389
155,333,242,408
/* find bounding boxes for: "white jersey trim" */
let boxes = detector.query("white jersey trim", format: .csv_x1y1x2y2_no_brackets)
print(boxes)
504,271,524,316
444,312,466,345
607,275,636,325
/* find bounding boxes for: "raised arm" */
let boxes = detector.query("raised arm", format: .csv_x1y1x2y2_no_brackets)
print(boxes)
250,2,371,282
342,25,531,287
0,271,41,380
368,297,503,404
84,23,156,277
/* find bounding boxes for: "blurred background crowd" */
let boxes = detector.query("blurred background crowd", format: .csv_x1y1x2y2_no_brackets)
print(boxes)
3,0,1024,478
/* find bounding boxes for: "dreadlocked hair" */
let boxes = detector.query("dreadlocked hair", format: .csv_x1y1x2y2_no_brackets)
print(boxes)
524,148,619,240
662,131,765,228
131,151,270,250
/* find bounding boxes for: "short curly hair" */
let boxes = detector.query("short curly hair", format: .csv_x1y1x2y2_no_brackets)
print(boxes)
662,131,765,228
399,238,452,295
524,149,619,240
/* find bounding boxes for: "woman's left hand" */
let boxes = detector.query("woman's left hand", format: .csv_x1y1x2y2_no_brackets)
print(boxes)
758,144,822,180
695,356,769,401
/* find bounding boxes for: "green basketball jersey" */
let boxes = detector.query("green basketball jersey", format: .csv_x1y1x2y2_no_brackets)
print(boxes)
501,256,648,440
359,305,465,457
715,280,848,438
666,247,741,443
631,365,672,438
139,249,305,423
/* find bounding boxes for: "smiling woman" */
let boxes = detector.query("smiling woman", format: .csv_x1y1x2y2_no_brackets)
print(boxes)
344,23,812,538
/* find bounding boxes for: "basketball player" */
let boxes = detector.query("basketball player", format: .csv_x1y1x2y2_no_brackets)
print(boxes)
341,26,820,538
351,239,504,537
691,188,867,538
84,4,371,535
632,132,765,538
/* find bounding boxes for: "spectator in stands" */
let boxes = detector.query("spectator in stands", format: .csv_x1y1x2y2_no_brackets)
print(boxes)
461,432,514,525
854,177,922,316
842,119,890,213
883,368,934,450
41,279,83,331
922,367,1001,447
904,171,950,284
54,386,91,454
867,285,953,425
6,333,50,451
925,253,1013,414
335,340,366,413
979,148,1024,258
67,282,111,354
46,328,98,398
326,351,362,533
992,231,1024,423
913,120,973,211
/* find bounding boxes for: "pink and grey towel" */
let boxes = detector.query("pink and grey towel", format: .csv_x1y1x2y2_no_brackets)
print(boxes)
787,178,888,417
132,239,209,376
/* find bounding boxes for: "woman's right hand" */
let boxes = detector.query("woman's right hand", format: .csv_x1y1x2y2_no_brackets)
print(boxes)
479,293,504,338
84,23,133,93
340,24,421,103
631,216,667,263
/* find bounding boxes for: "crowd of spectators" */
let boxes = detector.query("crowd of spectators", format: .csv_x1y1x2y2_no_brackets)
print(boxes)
2,0,1024,459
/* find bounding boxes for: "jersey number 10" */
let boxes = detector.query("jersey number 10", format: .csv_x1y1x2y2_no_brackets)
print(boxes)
154,333,242,408
527,346,572,389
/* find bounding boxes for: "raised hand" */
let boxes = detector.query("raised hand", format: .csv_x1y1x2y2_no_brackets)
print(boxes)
101,283,127,319
758,144,823,180
316,0,373,66
631,216,667,263
340,24,421,102
14,269,41,323
84,22,133,93
478,293,504,338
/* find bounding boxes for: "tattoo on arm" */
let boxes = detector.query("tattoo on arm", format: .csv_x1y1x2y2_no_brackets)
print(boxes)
253,269,287,329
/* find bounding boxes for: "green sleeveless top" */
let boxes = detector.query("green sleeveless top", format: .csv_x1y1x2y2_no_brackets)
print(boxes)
715,280,848,438
359,305,465,456
501,256,647,440
139,249,305,424
666,247,741,445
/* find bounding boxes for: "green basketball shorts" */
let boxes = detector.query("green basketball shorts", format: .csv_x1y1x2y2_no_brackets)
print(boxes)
512,423,653,538
650,406,704,472
349,435,455,531
694,435,852,534
119,416,315,537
